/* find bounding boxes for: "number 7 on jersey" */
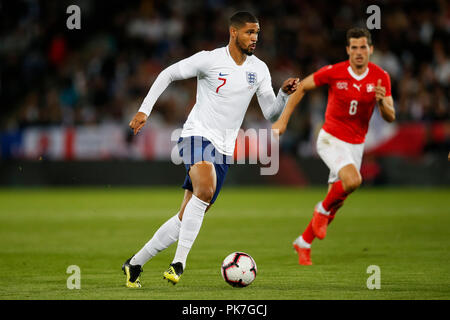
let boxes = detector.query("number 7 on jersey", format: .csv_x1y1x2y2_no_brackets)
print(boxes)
216,77,227,93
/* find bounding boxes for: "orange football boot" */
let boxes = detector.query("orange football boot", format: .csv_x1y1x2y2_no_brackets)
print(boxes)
293,243,312,266
312,205,330,240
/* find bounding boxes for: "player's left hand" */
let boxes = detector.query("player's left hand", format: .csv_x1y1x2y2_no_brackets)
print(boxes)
282,78,300,95
375,79,386,104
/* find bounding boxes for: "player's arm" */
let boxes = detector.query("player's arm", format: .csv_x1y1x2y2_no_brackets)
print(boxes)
375,79,395,123
272,73,317,135
129,63,185,135
256,74,299,123
129,51,209,135
378,95,395,122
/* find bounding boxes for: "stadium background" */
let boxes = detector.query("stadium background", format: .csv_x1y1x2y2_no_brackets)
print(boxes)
1,0,449,187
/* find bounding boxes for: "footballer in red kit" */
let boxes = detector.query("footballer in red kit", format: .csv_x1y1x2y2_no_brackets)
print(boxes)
314,60,391,144
272,28,395,265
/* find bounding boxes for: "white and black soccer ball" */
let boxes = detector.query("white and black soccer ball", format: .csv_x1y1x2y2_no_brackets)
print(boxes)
221,252,257,287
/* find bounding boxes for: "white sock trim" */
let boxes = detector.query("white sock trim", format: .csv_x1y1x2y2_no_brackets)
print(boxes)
191,194,210,208
295,236,311,249
172,195,209,269
317,201,330,215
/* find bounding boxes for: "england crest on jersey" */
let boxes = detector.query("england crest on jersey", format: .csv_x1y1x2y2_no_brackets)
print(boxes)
246,71,257,86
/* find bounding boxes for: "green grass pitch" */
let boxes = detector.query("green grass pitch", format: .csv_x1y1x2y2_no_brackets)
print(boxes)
0,186,449,300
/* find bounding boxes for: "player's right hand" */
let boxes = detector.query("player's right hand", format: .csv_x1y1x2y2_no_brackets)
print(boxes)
129,112,148,135
282,78,300,95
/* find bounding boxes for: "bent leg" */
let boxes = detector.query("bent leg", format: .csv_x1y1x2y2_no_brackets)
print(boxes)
189,161,217,203
324,164,362,227
338,163,362,193
131,213,182,267
321,164,361,211
297,131,363,256
178,189,193,220
172,161,216,269
178,183,213,222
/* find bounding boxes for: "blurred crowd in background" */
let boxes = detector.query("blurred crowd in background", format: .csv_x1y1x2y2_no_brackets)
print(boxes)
1,0,449,157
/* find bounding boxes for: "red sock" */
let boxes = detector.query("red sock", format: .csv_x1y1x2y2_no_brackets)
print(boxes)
322,181,350,212
302,206,341,245
327,201,344,225
302,182,349,245
302,219,315,244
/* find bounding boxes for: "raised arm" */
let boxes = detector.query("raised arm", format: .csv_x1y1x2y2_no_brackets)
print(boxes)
257,77,299,123
375,79,395,123
272,73,317,135
129,51,210,135
129,63,184,135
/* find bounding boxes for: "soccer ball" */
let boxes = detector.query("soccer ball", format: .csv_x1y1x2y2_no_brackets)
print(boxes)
221,252,257,287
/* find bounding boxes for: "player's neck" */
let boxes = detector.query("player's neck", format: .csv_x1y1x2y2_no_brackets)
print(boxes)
228,43,247,66
349,61,369,76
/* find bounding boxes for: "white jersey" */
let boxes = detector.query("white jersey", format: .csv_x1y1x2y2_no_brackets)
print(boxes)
139,46,288,156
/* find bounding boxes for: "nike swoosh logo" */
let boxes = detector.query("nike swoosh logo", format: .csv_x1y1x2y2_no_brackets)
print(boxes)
219,72,229,76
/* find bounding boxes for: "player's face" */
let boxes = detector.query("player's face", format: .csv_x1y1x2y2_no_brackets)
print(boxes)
346,37,373,68
235,23,259,56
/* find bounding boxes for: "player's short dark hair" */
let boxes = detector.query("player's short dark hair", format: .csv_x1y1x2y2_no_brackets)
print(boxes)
229,11,259,28
346,28,372,46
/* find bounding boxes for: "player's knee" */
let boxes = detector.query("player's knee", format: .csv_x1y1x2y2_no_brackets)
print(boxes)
194,186,215,203
343,175,362,193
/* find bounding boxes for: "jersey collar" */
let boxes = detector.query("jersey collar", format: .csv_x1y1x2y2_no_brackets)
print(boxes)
226,45,249,67
347,65,369,81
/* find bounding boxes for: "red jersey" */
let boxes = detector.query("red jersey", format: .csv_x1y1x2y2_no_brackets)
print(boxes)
313,61,391,144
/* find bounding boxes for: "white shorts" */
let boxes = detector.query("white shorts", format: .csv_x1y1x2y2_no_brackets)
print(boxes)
316,129,365,184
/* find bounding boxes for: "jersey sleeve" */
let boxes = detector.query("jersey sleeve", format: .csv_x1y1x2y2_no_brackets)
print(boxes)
138,51,211,116
256,64,274,97
313,64,333,87
257,89,288,122
177,50,212,78
256,64,289,122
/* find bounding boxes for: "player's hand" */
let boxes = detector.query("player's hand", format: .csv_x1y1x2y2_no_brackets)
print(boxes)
375,79,386,104
272,119,287,136
281,78,300,95
129,112,148,135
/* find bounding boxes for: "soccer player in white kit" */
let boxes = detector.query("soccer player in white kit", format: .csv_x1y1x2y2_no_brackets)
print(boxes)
122,12,299,287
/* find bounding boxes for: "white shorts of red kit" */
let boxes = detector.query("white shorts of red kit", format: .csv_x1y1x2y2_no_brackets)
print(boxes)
316,129,364,184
